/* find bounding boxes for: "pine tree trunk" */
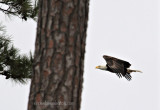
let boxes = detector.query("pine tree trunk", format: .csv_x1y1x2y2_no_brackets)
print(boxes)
28,0,89,110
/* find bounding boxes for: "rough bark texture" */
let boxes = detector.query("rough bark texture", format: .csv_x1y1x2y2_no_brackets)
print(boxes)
28,0,89,110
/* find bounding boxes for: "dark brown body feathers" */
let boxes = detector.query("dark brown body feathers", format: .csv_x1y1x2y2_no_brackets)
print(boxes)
103,55,132,81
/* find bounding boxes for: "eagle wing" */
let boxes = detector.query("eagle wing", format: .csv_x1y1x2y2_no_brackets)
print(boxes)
105,56,125,74
103,55,132,80
103,55,131,69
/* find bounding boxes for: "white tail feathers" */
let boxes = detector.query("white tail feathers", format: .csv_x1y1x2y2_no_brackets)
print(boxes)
134,70,142,73
127,69,142,73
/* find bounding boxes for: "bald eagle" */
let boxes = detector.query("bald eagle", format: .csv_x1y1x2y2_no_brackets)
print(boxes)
96,55,142,81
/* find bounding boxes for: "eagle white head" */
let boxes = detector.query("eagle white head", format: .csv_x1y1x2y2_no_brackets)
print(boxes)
95,65,107,70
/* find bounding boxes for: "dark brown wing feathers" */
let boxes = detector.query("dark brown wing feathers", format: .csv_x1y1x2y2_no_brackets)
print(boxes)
103,55,131,68
103,55,132,81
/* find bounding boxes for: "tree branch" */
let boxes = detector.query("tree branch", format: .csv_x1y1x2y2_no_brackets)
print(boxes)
0,71,11,79
0,70,32,80
0,7,18,15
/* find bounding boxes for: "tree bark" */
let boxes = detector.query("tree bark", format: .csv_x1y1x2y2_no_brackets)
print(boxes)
28,0,89,110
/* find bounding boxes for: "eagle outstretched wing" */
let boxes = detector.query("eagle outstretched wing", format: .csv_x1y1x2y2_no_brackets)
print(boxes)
103,55,131,68
103,55,132,80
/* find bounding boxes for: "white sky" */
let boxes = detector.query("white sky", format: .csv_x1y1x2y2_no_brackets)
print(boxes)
82,0,160,110
0,0,160,110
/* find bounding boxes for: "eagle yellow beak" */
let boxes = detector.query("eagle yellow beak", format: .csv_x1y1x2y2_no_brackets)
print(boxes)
95,66,99,69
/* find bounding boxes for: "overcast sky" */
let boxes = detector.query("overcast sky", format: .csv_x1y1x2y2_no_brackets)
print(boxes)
0,0,160,110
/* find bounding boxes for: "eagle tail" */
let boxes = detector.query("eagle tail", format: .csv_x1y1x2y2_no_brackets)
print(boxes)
127,69,142,73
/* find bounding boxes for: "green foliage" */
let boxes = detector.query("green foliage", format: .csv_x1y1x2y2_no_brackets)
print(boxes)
0,0,38,20
0,24,33,83
0,0,37,84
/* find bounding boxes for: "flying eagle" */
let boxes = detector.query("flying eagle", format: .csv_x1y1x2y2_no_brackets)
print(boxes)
96,55,142,81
